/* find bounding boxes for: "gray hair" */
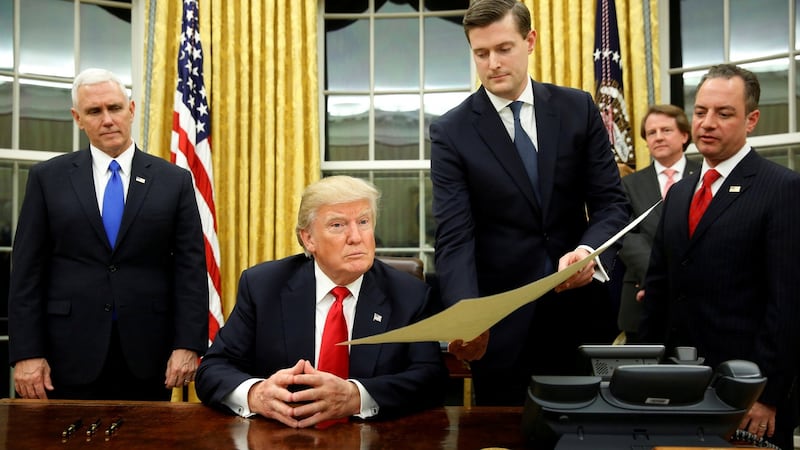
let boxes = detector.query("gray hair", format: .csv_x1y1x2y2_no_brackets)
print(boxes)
72,68,129,107
295,176,380,255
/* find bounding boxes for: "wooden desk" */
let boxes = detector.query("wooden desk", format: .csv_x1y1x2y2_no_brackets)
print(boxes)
0,399,527,449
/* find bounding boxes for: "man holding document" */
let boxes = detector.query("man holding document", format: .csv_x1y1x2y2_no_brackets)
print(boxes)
429,0,629,406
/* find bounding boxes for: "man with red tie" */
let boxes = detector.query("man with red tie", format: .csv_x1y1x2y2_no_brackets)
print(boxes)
639,64,800,450
195,176,447,428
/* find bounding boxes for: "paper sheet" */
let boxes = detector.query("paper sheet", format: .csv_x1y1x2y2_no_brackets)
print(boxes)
343,201,660,346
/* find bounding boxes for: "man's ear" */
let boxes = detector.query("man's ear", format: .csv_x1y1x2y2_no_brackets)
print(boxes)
299,229,315,254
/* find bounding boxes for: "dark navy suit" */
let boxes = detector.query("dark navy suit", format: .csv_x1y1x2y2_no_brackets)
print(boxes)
430,80,630,405
9,148,208,390
195,256,448,418
640,150,800,449
617,158,700,339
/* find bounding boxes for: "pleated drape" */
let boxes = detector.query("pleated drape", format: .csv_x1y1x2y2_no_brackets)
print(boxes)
142,0,659,323
143,0,319,318
525,0,659,169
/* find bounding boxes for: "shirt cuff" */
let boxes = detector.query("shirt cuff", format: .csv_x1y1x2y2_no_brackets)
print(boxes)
222,378,264,417
350,379,379,418
577,245,609,283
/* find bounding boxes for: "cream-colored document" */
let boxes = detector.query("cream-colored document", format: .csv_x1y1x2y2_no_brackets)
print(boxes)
344,201,660,346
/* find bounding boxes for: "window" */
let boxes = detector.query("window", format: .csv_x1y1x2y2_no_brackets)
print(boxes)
665,0,800,171
0,0,136,397
321,0,471,270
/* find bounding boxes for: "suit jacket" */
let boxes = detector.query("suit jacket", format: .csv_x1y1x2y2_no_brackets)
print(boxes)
8,148,208,385
617,158,699,334
195,255,448,419
429,80,630,367
639,150,800,406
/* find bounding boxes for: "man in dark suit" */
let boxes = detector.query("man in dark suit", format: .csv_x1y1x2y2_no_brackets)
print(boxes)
8,68,208,400
429,0,629,406
195,176,447,428
639,64,800,450
617,105,699,343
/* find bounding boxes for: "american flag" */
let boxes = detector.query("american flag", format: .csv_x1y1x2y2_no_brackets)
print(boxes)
171,0,223,344
593,0,635,167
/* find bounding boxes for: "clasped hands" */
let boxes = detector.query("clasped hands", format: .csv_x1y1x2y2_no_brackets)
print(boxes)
448,249,595,362
247,359,361,428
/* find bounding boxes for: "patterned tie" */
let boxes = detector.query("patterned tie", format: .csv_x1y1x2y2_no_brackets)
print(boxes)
316,286,351,428
509,101,541,202
662,168,677,198
102,160,124,249
688,169,721,237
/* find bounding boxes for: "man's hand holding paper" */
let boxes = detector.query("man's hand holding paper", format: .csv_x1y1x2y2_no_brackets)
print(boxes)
343,202,660,347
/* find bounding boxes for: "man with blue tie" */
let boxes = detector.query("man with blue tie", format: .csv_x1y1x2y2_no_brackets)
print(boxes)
195,176,447,428
429,0,629,406
8,68,208,400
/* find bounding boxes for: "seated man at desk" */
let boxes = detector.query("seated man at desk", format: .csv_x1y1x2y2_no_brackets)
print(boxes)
195,176,448,428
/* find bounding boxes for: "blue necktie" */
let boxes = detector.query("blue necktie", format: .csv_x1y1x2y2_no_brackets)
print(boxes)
509,101,541,202
102,160,124,249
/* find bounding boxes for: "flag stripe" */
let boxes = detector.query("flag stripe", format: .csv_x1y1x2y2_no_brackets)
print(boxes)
171,0,223,344
593,0,635,166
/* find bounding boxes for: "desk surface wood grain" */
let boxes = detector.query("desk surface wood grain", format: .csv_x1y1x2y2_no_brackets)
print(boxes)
0,399,526,449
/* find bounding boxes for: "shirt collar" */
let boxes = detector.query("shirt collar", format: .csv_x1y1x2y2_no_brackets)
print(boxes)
653,156,687,175
699,144,751,180
313,261,364,305
485,77,534,113
91,142,135,175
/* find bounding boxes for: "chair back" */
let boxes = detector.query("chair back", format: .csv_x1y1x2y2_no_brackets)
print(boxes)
376,256,424,281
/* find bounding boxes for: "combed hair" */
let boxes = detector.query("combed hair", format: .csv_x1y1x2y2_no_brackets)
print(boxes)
463,0,531,41
640,104,692,150
295,176,380,255
697,64,761,114
72,68,129,107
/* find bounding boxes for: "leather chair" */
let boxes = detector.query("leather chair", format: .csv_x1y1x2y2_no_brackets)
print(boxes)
376,256,424,281
376,255,473,407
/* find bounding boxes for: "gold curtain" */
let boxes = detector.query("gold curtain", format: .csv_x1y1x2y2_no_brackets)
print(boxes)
524,0,659,170
142,0,320,319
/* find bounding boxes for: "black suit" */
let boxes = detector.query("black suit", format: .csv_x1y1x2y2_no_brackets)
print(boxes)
640,149,800,449
8,148,208,396
195,256,448,419
617,158,699,340
430,80,630,405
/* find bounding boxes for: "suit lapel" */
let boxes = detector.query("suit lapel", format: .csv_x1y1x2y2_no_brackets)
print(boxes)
531,80,558,217
283,262,317,363
69,149,110,250
691,151,758,241
350,270,391,377
472,87,540,212
115,149,154,251
641,165,662,203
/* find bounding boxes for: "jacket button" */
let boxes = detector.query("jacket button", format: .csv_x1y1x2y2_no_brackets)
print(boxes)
108,265,118,272
104,304,113,312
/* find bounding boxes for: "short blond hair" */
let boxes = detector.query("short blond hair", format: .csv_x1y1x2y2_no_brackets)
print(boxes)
295,176,380,254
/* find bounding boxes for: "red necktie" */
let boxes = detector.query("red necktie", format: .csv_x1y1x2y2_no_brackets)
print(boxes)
316,286,350,428
319,286,350,378
662,168,677,198
688,169,721,237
